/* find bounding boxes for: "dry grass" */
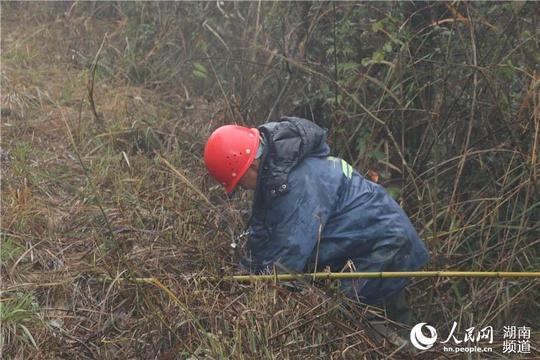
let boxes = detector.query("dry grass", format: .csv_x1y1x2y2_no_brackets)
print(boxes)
1,2,539,359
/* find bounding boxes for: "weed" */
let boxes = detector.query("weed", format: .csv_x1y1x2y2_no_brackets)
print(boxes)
0,292,43,358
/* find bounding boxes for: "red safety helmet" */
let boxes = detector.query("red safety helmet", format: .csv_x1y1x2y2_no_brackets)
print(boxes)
204,125,260,194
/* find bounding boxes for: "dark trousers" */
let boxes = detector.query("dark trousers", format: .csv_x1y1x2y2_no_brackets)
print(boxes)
365,289,414,348
378,288,413,327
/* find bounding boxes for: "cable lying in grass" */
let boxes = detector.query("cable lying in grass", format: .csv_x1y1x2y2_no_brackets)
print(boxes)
195,271,540,283
99,271,540,285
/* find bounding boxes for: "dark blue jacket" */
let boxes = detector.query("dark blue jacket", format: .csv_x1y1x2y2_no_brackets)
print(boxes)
239,117,430,304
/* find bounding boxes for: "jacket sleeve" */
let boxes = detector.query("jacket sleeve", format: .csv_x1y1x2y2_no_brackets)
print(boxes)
240,164,336,274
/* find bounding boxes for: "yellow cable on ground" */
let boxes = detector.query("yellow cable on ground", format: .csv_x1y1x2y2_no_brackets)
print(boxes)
91,271,540,286
191,271,540,283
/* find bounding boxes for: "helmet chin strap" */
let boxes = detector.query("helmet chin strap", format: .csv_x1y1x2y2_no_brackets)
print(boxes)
231,132,267,252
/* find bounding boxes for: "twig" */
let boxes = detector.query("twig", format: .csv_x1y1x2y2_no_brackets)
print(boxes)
87,33,108,125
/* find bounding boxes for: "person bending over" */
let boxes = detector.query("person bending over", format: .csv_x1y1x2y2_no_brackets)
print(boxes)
204,117,430,345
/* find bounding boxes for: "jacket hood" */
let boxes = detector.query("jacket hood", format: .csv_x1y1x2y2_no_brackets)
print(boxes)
257,117,330,198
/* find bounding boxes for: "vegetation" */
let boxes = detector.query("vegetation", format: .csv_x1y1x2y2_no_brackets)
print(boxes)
1,1,538,359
